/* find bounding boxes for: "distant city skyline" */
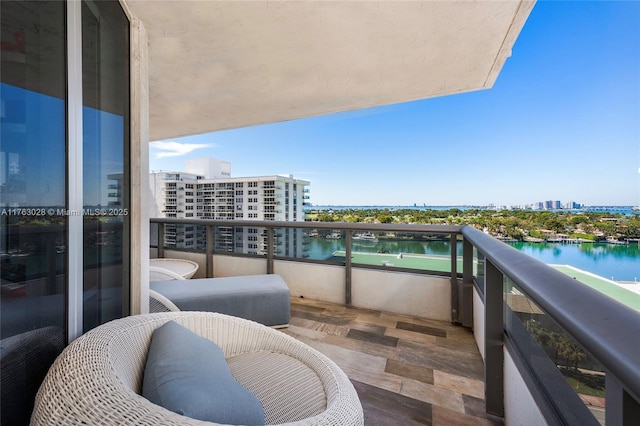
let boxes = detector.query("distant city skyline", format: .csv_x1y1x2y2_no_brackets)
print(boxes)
150,159,606,209
149,1,640,207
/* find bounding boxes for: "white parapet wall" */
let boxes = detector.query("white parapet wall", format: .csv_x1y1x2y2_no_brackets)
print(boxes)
352,268,451,322
150,253,450,320
473,286,486,360
276,260,452,320
504,349,548,426
274,260,346,304
214,255,267,277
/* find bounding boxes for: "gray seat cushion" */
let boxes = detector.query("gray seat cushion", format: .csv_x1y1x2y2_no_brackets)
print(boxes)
142,321,264,424
1,326,65,426
150,274,290,326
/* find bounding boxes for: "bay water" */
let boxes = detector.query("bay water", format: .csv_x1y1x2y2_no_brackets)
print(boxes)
305,237,639,282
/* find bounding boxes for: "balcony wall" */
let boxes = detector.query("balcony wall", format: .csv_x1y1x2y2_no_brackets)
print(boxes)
150,249,452,322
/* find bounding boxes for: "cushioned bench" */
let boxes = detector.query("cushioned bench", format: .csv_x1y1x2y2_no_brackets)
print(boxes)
150,274,290,327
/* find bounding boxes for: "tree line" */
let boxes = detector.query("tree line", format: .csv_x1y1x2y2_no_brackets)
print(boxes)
306,208,640,241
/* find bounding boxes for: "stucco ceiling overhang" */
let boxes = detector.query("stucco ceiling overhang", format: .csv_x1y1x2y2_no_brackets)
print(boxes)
124,0,535,141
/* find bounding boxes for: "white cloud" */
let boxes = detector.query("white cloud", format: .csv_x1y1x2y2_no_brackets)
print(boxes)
150,141,214,158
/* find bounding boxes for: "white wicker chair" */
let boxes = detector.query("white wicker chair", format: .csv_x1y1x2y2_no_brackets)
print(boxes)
148,268,184,313
149,289,180,313
31,312,363,425
149,265,187,281
149,258,199,279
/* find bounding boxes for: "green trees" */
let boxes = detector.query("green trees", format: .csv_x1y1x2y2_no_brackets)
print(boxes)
377,213,393,224
316,213,334,222
343,214,361,223
305,208,639,240
526,320,587,371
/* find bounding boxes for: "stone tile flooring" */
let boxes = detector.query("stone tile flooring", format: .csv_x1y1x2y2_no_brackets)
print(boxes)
282,297,503,426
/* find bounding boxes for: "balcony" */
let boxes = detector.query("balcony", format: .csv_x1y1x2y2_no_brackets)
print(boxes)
150,218,640,425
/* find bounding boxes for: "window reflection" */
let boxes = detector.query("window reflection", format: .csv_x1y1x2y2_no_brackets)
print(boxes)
1,2,67,424
81,0,130,331
1,1,66,340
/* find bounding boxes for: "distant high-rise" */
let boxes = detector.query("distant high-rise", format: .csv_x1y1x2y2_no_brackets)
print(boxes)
185,157,231,179
150,159,310,256
564,201,581,209
149,171,202,219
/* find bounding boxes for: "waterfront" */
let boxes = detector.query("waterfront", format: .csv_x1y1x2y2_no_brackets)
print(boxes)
508,241,638,283
305,237,639,282
310,205,639,216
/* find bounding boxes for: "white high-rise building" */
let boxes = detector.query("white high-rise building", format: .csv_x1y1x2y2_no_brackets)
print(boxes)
185,158,231,179
149,171,203,248
150,161,310,256
149,171,202,219
199,174,309,255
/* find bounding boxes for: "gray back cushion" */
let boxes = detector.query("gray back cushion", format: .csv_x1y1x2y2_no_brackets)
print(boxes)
1,326,65,426
142,321,264,424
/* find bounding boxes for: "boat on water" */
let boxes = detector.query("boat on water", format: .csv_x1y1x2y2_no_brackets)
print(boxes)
326,231,342,239
352,232,379,243
606,238,628,245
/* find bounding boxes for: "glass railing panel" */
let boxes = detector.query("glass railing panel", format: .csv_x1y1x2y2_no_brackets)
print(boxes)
214,225,238,253
274,228,343,262
503,277,604,425
214,225,267,256
472,247,479,277
475,250,485,295
348,231,459,273
149,222,159,248
273,227,466,273
194,225,206,251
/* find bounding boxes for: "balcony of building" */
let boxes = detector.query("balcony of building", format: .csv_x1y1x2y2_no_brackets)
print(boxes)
6,0,637,423
150,218,640,426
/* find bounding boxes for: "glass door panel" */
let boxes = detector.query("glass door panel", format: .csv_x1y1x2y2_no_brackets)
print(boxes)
1,2,67,423
81,0,130,331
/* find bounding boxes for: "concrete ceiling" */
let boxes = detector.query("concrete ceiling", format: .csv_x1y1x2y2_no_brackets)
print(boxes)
124,1,535,142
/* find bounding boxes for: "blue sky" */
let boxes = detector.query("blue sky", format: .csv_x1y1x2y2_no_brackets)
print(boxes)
150,1,640,207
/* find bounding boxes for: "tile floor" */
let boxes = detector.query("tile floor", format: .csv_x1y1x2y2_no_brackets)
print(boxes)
282,297,503,426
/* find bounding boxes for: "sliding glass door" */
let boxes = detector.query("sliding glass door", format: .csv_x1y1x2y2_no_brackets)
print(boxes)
0,1,130,423
81,0,130,332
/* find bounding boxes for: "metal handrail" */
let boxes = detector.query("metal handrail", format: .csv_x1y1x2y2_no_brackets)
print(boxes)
462,225,640,403
150,217,462,234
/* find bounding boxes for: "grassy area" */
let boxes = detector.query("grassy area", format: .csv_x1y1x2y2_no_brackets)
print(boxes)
560,368,605,398
330,250,458,273
569,233,596,241
563,376,605,398
551,265,640,312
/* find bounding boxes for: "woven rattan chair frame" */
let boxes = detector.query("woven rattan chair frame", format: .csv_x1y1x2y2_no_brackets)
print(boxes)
149,265,187,281
149,258,199,279
149,289,180,313
31,312,363,425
